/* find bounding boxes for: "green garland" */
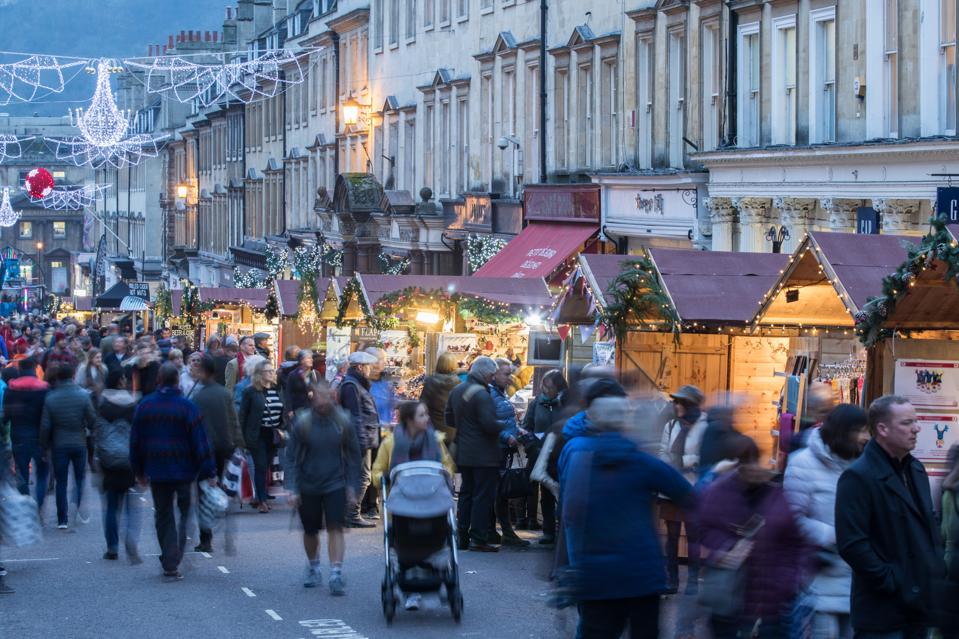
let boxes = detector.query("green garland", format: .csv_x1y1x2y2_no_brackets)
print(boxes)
465,235,507,273
334,277,375,328
154,285,173,325
458,296,523,325
854,214,959,346
264,284,279,321
378,252,411,275
233,266,268,288
600,257,680,339
266,244,289,279
178,279,214,327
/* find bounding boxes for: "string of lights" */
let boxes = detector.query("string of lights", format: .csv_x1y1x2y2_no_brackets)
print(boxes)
0,134,32,163
0,54,87,105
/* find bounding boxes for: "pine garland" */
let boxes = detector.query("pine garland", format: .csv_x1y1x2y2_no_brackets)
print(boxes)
178,279,214,327
335,277,374,328
266,244,289,279
264,284,280,321
600,257,680,339
378,252,411,275
466,235,507,273
154,284,173,325
233,266,268,289
297,275,321,333
854,214,958,346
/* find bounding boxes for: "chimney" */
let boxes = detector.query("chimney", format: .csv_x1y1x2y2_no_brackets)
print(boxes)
205,31,211,42
168,35,174,48
147,45,153,56
213,31,219,43
179,30,186,42
163,45,168,54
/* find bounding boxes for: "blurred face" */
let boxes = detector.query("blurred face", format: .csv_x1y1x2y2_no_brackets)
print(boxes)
260,364,276,386
312,385,334,412
113,338,126,355
541,378,558,399
355,363,371,378
851,426,871,454
408,402,430,434
301,352,314,369
169,352,183,367
876,402,919,459
91,352,102,367
240,338,256,356
188,353,202,372
739,460,772,486
493,364,511,390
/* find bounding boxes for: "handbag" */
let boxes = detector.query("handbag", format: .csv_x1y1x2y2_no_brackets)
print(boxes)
197,482,230,530
272,427,288,448
499,453,532,499
698,564,746,618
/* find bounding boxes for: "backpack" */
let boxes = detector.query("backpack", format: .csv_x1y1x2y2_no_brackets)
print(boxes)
96,416,132,470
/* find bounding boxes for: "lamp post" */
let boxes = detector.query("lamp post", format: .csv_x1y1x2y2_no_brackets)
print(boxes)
765,225,790,254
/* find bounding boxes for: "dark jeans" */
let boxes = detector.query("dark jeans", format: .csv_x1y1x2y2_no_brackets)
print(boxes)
249,443,273,504
577,595,660,639
854,627,929,639
103,487,142,554
457,466,499,545
665,517,700,587
12,442,48,508
349,448,372,520
150,481,192,572
52,446,86,525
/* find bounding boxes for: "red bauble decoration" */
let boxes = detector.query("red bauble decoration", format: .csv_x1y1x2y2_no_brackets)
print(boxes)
24,168,55,200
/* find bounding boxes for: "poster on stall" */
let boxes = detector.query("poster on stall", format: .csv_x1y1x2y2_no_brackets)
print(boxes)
437,333,477,370
380,330,412,371
915,414,959,463
893,359,959,410
325,327,352,382
593,340,616,367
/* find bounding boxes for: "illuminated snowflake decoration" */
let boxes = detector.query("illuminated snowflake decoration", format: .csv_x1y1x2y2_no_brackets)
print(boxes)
34,184,111,211
124,48,312,107
46,59,166,168
0,187,21,227
0,54,86,105
0,134,33,163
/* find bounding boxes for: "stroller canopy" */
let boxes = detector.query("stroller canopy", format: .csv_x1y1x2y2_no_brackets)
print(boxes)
386,461,454,518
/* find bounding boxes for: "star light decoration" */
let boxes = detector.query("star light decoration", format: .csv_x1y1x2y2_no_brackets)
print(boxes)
0,134,33,163
124,48,312,107
47,59,166,168
0,187,21,227
0,53,86,105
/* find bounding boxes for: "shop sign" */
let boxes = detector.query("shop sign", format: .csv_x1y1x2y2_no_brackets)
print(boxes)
524,185,600,223
914,414,959,463
856,207,880,234
893,359,959,410
128,282,150,302
937,187,959,223
604,188,697,225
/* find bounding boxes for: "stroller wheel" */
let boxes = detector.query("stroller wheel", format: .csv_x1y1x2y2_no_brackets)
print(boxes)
449,585,464,623
381,579,396,625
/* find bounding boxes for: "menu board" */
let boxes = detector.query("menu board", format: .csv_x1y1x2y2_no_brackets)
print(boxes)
893,359,959,410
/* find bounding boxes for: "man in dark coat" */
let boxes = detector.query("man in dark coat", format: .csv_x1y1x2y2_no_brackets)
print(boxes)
836,395,946,638
5,358,50,508
446,356,504,552
337,351,379,528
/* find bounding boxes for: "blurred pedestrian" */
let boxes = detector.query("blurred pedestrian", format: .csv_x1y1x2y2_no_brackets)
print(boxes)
129,363,216,580
253,332,272,360
225,336,255,393
490,358,529,547
74,348,107,399
338,350,380,528
40,363,96,529
559,395,692,639
447,356,504,552
287,383,361,596
836,395,946,639
285,349,317,417
520,369,567,539
127,338,160,397
942,444,959,638
278,344,301,419
103,335,130,374
181,351,203,398
238,359,282,512
5,357,50,510
698,438,806,639
784,404,869,639
658,384,708,594
792,382,837,453
420,351,460,445
95,369,141,563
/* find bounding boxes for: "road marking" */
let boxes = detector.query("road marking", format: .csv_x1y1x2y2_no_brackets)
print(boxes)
298,619,369,638
200,552,212,559
241,587,256,597
217,565,230,574
139,497,147,502
265,609,282,621
3,557,60,563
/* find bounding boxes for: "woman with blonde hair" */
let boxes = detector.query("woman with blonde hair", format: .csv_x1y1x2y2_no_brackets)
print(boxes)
75,347,107,399
239,358,284,512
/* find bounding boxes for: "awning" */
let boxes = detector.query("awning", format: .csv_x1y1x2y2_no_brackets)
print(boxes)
119,296,149,311
474,222,596,279
95,282,131,309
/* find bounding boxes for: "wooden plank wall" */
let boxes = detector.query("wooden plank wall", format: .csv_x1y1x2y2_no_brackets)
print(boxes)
618,332,729,397
730,336,790,459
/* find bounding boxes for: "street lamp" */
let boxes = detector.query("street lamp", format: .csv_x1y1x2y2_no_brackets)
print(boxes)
176,184,188,200
342,96,361,127
765,226,790,254
35,241,44,289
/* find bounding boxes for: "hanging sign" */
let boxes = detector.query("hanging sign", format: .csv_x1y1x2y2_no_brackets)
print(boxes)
128,282,150,302
936,187,959,224
856,207,880,234
592,340,616,367
893,359,959,410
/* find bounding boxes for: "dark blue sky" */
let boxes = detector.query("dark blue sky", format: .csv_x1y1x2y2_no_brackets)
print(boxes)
0,0,229,115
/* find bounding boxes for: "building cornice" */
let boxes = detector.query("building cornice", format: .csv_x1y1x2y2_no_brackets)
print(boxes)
326,8,369,34
694,138,959,167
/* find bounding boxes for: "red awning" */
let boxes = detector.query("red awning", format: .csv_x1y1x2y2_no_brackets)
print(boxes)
474,222,596,278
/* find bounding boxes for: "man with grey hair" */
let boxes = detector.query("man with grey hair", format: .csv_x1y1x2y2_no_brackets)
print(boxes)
446,356,505,552
836,395,945,639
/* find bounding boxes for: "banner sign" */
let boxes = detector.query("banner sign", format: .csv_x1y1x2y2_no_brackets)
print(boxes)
893,359,959,410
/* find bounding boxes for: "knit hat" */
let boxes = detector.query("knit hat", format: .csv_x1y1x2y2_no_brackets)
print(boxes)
584,377,627,407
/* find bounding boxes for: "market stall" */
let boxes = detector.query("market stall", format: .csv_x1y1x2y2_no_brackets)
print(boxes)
168,284,275,357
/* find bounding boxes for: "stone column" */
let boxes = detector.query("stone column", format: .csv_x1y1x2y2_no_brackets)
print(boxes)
774,197,816,252
733,197,772,253
821,198,861,233
873,198,920,234
703,197,736,251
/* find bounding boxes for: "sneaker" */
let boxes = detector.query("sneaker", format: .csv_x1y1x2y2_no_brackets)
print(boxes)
127,550,143,566
362,510,381,520
103,551,119,560
163,570,183,580
329,573,345,596
76,509,91,525
57,523,68,530
404,593,422,611
193,543,213,553
304,564,320,588
468,543,499,553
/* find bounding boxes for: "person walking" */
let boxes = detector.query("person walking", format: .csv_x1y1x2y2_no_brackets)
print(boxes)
238,359,283,512
129,363,216,580
836,395,946,639
446,357,504,552
783,404,870,639
657,384,708,594
127,338,160,397
490,358,529,547
559,394,692,639
420,352,460,445
74,348,107,400
520,369,567,539
225,336,256,393
191,355,244,552
103,335,130,374
287,383,361,596
95,369,142,563
942,444,959,639
338,351,380,528
40,363,97,529
285,349,317,417
5,357,49,511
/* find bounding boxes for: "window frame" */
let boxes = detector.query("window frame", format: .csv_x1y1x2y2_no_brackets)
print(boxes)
53,220,66,238
808,6,837,143
737,22,761,148
771,15,797,145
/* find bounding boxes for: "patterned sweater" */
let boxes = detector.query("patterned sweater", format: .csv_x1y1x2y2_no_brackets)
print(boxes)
130,385,216,483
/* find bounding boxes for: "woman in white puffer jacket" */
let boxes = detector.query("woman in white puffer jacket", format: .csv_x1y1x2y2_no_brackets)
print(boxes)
784,403,871,639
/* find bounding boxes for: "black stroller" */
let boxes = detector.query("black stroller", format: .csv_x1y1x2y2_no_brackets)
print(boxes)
380,460,463,624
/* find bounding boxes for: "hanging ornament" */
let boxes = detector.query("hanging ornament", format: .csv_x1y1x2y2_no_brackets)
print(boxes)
853,310,868,324
0,53,86,105
0,187,21,227
557,325,571,341
24,167,54,199
35,183,110,210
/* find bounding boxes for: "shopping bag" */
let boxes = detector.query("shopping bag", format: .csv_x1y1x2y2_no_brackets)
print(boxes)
240,455,254,503
221,449,244,497
0,482,41,547
197,482,229,530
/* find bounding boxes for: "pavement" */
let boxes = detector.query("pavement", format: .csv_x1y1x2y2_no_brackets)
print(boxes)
0,482,586,639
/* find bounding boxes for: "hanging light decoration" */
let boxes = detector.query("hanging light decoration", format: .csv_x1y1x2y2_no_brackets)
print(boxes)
35,183,111,211
0,187,21,227
0,134,32,163
0,53,86,105
45,59,166,168
23,167,54,199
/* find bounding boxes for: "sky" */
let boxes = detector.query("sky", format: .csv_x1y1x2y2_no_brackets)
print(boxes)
0,0,230,116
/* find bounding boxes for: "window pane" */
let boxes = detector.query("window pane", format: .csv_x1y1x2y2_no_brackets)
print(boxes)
943,0,957,44
885,0,898,52
784,28,796,85
945,45,957,131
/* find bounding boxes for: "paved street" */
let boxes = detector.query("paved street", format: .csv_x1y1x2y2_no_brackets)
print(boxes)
0,484,578,639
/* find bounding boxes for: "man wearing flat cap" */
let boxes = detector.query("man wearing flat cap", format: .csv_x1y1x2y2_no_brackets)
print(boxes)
337,351,380,528
657,384,708,595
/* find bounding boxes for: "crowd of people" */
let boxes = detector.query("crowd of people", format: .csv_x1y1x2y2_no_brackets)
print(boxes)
1,313,958,639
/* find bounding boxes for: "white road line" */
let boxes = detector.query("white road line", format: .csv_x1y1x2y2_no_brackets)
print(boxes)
200,552,212,559
3,557,60,563
139,497,147,502
217,565,230,574
241,587,256,597
264,609,282,621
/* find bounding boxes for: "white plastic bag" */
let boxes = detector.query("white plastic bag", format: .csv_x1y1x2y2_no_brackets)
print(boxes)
0,482,41,547
197,482,230,530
